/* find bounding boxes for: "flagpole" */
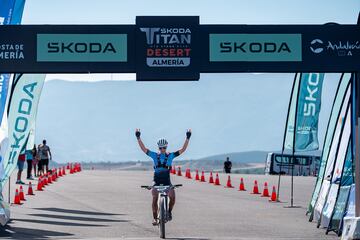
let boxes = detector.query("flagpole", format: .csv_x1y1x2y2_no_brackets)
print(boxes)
289,73,302,208
277,73,298,202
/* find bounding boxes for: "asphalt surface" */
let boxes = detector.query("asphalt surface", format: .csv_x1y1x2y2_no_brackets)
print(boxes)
0,170,339,239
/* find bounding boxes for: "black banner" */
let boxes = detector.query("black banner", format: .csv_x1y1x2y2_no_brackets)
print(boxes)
0,19,359,80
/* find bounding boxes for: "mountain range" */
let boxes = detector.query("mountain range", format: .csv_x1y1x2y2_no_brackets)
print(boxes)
35,73,339,163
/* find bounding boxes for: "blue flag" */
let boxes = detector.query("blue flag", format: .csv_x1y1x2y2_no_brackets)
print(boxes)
295,73,324,151
285,73,324,151
0,0,26,128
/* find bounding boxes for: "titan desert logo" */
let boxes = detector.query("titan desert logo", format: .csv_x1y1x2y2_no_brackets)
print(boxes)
140,27,192,67
37,34,127,62
210,34,302,62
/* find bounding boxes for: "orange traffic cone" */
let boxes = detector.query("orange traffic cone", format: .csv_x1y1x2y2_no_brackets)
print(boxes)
269,186,278,202
37,177,43,191
251,180,260,194
225,175,234,188
27,182,34,195
19,186,25,201
214,173,220,186
238,178,246,191
13,189,21,204
261,182,270,197
177,166,182,176
209,172,214,184
200,171,206,182
58,168,62,177
43,175,48,185
187,169,192,179
195,170,200,180
62,167,66,175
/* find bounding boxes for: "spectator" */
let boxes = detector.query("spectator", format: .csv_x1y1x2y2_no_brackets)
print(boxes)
25,145,37,180
16,153,26,184
32,145,39,177
38,140,52,173
224,157,232,174
37,144,43,176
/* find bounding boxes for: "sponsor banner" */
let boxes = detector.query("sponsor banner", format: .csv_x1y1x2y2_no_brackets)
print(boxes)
0,74,11,126
0,0,16,25
345,184,355,218
294,73,324,151
0,25,135,73
37,34,127,62
136,16,200,80
308,73,351,214
25,122,35,150
314,180,331,222
209,34,302,62
320,184,339,228
0,74,45,187
9,0,25,25
0,24,358,74
341,142,354,186
328,185,351,233
284,73,300,150
309,38,359,57
0,0,26,127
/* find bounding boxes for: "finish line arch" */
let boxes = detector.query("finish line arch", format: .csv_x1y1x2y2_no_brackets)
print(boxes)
1,15,360,230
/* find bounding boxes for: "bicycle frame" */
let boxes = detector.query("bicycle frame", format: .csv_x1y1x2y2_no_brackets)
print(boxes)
141,184,182,239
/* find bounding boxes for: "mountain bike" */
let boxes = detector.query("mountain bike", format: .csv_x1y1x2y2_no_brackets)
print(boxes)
141,184,182,239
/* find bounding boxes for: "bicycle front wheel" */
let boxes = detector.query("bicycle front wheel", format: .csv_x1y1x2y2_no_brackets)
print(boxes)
159,197,166,238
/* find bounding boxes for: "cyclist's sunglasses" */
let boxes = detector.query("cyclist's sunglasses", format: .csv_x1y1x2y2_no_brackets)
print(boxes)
159,147,167,150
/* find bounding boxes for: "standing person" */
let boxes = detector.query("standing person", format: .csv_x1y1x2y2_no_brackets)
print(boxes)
38,140,52,174
37,144,43,176
32,145,39,177
25,146,35,180
16,153,26,184
224,157,232,174
135,129,191,226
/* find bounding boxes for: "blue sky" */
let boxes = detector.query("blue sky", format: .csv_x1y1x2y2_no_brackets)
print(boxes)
19,0,358,158
21,0,360,82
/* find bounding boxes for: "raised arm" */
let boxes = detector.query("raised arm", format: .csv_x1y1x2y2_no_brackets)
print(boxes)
178,129,191,155
135,129,148,154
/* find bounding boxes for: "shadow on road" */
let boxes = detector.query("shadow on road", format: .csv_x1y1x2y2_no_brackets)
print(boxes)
166,238,210,240
29,213,128,223
33,207,123,216
11,218,107,227
0,225,73,239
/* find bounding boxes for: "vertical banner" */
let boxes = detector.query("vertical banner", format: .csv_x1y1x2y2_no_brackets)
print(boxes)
0,74,45,187
307,73,351,216
285,73,324,151
284,73,301,150
0,0,26,127
295,73,324,151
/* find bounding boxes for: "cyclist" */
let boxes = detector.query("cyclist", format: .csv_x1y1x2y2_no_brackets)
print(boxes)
136,129,191,225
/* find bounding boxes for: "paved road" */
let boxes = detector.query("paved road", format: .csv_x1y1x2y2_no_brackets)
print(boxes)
0,170,338,239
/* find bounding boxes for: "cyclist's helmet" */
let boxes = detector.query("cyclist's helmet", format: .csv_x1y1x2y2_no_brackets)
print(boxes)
157,138,168,148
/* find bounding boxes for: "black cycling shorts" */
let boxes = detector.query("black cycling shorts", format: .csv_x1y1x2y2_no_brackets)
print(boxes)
153,169,171,186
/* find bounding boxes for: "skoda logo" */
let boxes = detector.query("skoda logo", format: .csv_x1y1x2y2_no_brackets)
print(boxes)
310,39,324,54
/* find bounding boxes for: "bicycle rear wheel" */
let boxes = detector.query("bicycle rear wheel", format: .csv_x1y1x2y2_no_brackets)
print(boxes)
159,197,166,238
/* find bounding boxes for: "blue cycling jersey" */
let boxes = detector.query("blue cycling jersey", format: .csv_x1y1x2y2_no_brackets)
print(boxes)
147,150,180,173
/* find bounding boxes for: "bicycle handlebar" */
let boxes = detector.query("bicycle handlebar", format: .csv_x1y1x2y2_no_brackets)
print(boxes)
141,184,183,190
